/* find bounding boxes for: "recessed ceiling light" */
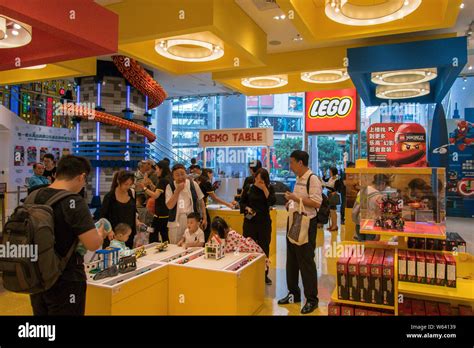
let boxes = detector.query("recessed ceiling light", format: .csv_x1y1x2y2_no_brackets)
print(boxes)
155,38,224,62
241,75,288,89
301,69,350,84
463,77,467,82
371,68,437,86
463,86,466,90
269,40,281,46
21,64,47,70
325,0,422,26
293,34,303,42
13,23,21,30
280,15,286,20
376,82,430,99
273,15,280,20
11,30,19,36
460,3,465,9
469,65,473,70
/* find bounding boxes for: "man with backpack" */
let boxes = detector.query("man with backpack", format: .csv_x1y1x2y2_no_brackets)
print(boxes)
1,155,109,315
278,150,323,314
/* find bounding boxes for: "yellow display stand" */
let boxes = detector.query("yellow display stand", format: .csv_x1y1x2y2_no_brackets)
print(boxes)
168,253,265,315
207,205,277,258
85,261,168,315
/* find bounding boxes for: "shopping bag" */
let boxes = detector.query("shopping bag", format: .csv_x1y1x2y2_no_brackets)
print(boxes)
287,198,309,246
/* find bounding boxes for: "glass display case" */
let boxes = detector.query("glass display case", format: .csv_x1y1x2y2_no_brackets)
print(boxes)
359,168,446,239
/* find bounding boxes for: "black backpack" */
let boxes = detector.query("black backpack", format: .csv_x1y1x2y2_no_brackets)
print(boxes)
306,174,330,225
0,189,77,294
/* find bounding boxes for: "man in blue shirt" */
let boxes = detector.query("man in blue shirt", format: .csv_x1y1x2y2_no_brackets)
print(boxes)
28,163,50,190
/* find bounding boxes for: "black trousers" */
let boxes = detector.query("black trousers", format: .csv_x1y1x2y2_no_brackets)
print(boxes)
151,216,169,243
286,217,318,303
340,193,346,223
30,278,87,316
243,218,271,257
204,209,211,242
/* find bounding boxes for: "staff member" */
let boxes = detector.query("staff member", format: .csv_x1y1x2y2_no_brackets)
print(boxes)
278,150,322,314
166,164,207,244
240,168,276,285
42,153,57,183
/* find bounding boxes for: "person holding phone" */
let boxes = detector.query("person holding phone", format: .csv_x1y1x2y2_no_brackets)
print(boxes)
240,168,276,285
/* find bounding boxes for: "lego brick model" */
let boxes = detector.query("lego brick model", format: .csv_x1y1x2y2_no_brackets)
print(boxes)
374,194,405,231
369,249,385,304
204,235,225,260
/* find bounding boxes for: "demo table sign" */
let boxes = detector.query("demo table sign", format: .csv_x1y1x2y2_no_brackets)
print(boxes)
199,128,274,148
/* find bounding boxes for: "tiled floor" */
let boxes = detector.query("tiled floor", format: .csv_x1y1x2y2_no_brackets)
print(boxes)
1,211,472,316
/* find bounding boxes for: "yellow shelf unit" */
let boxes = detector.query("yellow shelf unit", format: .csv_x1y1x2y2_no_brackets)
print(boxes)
330,289,395,311
398,278,474,303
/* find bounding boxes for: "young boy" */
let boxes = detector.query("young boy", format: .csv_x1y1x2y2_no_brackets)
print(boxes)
110,223,133,256
177,212,205,248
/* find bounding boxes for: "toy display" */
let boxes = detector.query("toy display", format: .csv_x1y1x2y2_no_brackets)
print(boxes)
161,249,196,263
133,246,147,258
226,255,258,271
85,247,121,280
155,242,169,252
118,255,137,274
374,194,405,231
205,235,225,260
175,251,205,265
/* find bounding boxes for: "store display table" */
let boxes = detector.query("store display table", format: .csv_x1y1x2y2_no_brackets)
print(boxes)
361,219,446,239
168,252,265,315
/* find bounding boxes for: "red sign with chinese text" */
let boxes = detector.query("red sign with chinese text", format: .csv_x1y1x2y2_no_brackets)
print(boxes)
305,88,358,134
367,123,427,167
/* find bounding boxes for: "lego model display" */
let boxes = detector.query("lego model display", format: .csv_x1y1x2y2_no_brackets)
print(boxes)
407,233,466,252
374,194,405,231
118,255,137,274
175,251,205,265
155,241,169,252
161,249,197,263
133,246,147,258
226,254,259,272
84,247,121,280
205,235,225,260
359,168,446,238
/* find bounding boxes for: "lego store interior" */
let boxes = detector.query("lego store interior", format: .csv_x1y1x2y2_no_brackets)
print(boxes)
0,0,473,346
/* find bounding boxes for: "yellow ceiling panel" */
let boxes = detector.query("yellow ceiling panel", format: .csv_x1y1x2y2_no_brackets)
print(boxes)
104,0,267,74
0,58,97,85
276,0,462,44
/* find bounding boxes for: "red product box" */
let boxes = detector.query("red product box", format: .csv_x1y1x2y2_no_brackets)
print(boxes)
328,302,341,316
367,310,382,316
438,302,452,316
398,298,412,316
411,299,426,316
381,311,394,316
354,307,368,316
416,252,426,284
435,252,446,286
369,249,385,305
337,252,353,300
358,248,375,303
348,255,361,302
398,249,407,282
444,254,457,288
425,301,440,316
407,251,417,282
382,250,394,306
452,232,466,253
435,239,447,251
341,305,354,316
425,253,436,285
458,305,473,316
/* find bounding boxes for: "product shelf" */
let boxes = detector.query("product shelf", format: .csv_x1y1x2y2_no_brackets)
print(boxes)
330,289,395,311
398,278,474,302
360,219,446,240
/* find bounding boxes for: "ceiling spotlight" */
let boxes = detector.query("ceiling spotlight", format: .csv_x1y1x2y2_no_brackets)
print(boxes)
469,65,473,70
155,38,224,62
371,68,437,86
325,0,422,26
241,75,288,89
376,82,430,99
460,3,465,9
11,30,19,36
13,23,21,30
293,34,303,41
301,69,350,84
280,15,286,19
463,77,467,82
273,15,280,20
463,86,466,90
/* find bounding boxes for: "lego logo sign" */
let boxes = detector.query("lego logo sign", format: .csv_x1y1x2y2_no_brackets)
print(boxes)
305,88,358,134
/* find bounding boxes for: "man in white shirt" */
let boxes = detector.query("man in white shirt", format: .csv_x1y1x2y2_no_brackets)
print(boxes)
166,164,207,244
278,150,322,315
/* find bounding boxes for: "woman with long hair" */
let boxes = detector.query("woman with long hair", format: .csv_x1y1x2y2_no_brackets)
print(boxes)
136,160,171,243
240,168,276,285
197,168,235,241
100,170,139,248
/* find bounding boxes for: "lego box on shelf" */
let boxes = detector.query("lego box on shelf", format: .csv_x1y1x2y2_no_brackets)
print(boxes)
425,252,436,285
445,254,457,288
407,250,417,282
382,250,394,306
328,302,341,316
438,302,452,316
341,306,355,316
359,248,375,303
337,250,353,300
348,254,361,302
435,252,446,286
411,299,426,316
398,249,407,282
416,251,426,284
369,249,384,305
425,301,440,316
398,298,412,316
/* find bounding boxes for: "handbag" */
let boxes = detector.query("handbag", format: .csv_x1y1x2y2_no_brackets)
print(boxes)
328,191,341,206
287,198,310,246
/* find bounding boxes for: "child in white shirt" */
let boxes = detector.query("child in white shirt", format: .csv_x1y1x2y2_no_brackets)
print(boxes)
177,213,205,248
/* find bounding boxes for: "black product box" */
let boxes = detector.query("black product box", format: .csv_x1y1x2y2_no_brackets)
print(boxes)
415,238,426,250
337,252,353,300
426,238,436,250
407,237,417,249
452,232,467,253
348,255,360,302
369,249,385,305
382,250,394,306
435,239,447,251
446,232,457,252
359,248,375,303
